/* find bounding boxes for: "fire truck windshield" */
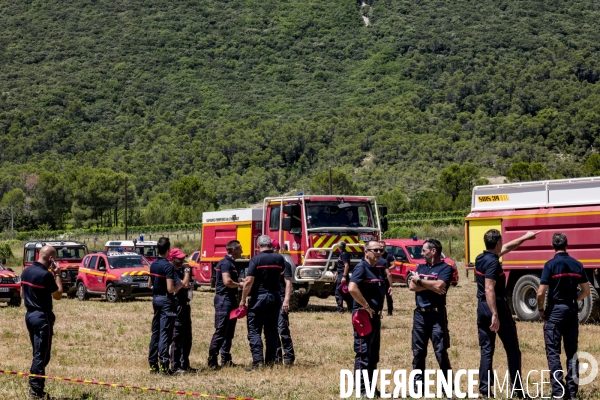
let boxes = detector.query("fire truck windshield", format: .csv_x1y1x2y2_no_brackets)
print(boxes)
108,256,149,269
54,247,86,260
306,202,375,229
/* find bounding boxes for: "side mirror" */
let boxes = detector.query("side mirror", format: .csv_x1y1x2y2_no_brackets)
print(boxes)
378,205,388,216
98,265,106,271
380,217,388,232
282,216,292,231
283,203,299,215
7,267,14,272
396,256,408,263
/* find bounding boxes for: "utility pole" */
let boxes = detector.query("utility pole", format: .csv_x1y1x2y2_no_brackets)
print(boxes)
10,205,14,240
329,167,332,195
124,177,128,240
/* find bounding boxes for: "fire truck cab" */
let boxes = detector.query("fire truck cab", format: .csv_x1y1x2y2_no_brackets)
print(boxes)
263,195,386,309
465,177,600,323
23,240,88,297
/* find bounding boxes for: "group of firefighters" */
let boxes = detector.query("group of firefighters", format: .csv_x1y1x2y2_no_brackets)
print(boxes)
19,230,588,399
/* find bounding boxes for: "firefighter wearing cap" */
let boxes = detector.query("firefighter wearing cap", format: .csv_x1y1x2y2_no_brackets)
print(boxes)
348,240,386,397
240,235,286,371
20,245,63,400
335,241,353,313
272,240,295,366
475,229,539,397
377,240,394,316
208,240,243,369
169,248,195,374
407,238,453,390
148,237,183,375
536,233,590,399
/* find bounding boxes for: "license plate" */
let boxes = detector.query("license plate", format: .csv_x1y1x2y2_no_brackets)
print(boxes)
359,234,375,242
0,288,9,292
139,283,148,288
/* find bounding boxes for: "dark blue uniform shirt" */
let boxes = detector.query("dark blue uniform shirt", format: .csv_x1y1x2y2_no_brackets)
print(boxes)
414,261,453,308
150,257,178,296
174,268,189,305
350,259,385,312
540,252,588,306
280,261,293,296
475,251,506,299
247,250,285,297
336,251,350,275
375,252,393,272
215,255,239,297
21,262,58,312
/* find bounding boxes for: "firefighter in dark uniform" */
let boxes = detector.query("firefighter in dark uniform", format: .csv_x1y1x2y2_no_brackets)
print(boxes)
148,237,183,375
378,240,394,316
407,239,453,391
208,240,243,369
169,248,195,374
537,233,590,399
348,240,385,397
475,229,539,397
20,245,63,400
240,235,286,370
335,241,353,313
272,240,295,366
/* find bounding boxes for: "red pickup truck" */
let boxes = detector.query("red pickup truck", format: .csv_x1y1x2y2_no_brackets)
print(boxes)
0,264,21,307
384,238,459,285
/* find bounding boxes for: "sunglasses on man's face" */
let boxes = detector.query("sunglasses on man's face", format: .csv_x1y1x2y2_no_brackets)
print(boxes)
366,248,384,253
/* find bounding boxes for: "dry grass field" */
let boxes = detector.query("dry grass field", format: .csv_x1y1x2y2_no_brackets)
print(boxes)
1,265,599,400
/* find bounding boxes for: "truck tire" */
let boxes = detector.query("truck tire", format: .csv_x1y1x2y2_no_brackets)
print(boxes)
77,281,89,301
66,286,77,299
289,292,309,311
578,286,600,324
7,296,21,307
513,275,541,322
105,284,120,303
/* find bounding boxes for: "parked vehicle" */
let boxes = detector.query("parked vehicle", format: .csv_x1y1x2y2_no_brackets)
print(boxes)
465,177,600,323
104,237,158,262
23,241,88,297
76,251,152,302
0,264,21,307
384,238,458,286
197,195,387,309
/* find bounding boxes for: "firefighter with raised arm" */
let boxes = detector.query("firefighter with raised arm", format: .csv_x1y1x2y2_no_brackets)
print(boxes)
475,229,539,398
536,233,590,399
169,248,195,374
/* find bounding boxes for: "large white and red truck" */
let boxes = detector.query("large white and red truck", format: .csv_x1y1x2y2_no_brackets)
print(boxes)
192,194,387,309
465,177,600,323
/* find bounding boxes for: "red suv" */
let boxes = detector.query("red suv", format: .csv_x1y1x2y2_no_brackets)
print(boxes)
385,238,459,286
0,265,21,307
76,251,152,302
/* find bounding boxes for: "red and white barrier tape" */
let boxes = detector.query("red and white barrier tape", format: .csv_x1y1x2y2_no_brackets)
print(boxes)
0,369,259,399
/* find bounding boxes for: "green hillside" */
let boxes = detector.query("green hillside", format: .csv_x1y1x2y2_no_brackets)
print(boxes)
1,0,600,229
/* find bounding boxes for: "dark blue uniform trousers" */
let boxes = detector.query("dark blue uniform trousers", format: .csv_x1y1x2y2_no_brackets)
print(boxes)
544,304,579,399
384,279,393,314
353,311,381,395
247,292,281,365
26,310,55,395
171,303,192,371
209,294,238,364
148,296,175,370
276,295,295,363
412,308,452,387
477,299,523,396
335,275,353,311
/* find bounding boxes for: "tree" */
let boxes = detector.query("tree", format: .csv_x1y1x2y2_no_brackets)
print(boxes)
309,169,359,195
507,162,549,182
437,163,480,201
377,187,409,214
585,153,600,176
34,172,71,229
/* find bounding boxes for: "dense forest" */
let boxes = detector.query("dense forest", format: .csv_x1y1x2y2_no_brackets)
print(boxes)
1,0,600,230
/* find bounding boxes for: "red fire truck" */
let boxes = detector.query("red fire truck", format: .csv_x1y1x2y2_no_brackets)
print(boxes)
196,195,387,309
104,237,158,262
465,177,600,323
23,240,88,297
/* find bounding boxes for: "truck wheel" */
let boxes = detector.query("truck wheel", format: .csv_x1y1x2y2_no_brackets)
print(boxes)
105,284,120,303
513,275,541,322
289,292,309,311
578,286,600,324
7,296,21,307
77,282,89,301
298,294,310,308
66,286,77,299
